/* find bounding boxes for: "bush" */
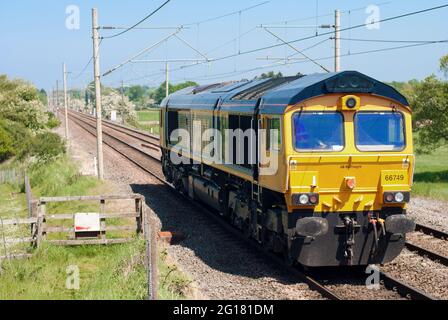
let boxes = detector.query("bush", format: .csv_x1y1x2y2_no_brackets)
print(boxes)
46,112,61,129
0,118,33,160
30,132,65,163
0,125,14,162
29,156,97,197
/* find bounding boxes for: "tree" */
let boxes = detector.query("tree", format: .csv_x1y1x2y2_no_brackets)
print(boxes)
0,75,48,131
411,75,448,153
38,89,48,106
440,54,448,78
126,85,146,103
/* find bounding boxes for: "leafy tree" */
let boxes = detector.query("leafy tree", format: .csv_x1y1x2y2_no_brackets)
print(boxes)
126,85,146,103
38,89,48,106
411,75,448,153
0,75,48,131
440,54,448,78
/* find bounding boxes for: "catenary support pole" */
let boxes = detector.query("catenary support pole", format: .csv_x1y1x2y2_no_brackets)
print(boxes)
63,63,69,140
334,9,341,72
92,8,104,180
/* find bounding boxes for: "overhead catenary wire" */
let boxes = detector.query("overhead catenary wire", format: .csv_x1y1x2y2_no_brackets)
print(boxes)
71,39,103,80
102,0,171,39
336,37,448,44
102,29,182,77
94,3,448,88
171,4,448,72
262,27,330,72
183,1,270,26
264,1,392,26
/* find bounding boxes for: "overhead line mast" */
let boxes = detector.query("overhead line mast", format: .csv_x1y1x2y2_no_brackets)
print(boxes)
92,8,104,180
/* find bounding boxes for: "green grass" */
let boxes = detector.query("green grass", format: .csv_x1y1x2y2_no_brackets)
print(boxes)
413,145,448,200
0,241,147,300
137,110,160,122
157,249,192,300
0,184,28,219
135,110,160,135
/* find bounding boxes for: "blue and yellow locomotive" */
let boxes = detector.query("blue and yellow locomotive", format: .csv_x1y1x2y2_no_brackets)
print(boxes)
159,71,415,267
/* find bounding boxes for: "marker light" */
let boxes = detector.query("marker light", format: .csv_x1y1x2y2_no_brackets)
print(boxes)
345,177,356,189
309,194,319,205
385,193,394,203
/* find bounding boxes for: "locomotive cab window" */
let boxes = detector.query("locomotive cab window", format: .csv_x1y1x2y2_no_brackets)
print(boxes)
293,112,344,152
355,112,405,151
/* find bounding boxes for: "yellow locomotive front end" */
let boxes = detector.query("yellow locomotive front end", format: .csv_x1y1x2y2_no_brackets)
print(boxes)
279,82,415,266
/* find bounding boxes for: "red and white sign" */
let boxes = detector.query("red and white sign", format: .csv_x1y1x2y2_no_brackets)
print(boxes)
74,213,101,233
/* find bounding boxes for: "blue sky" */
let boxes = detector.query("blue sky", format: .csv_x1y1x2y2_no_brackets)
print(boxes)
0,0,447,91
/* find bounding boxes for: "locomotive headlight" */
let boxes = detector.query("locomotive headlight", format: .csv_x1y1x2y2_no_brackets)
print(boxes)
394,192,405,203
341,95,360,110
299,194,309,205
346,97,357,109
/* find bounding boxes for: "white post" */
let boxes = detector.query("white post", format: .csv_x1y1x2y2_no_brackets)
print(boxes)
92,8,104,180
334,9,341,72
63,63,69,140
165,61,169,98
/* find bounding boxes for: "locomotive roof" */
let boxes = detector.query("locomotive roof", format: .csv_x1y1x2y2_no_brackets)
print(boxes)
162,71,409,114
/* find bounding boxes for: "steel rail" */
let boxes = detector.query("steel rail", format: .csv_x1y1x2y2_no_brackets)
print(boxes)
405,242,448,266
70,110,160,146
415,223,448,240
380,272,436,300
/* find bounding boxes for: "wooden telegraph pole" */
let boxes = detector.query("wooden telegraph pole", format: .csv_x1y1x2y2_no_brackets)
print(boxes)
92,8,104,180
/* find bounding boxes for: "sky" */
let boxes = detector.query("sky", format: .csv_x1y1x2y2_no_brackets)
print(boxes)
0,0,447,92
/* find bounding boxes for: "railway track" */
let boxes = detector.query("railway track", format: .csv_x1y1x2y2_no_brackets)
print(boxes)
66,110,439,300
405,224,448,266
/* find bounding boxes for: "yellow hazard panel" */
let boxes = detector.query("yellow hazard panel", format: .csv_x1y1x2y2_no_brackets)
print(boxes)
381,170,408,186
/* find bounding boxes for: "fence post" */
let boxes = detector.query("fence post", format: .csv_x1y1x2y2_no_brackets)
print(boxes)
36,202,46,248
100,199,106,240
136,198,143,235
144,206,158,300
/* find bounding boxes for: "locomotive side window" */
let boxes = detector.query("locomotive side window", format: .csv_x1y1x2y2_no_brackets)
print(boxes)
293,112,344,151
167,110,179,145
355,112,405,151
266,117,282,152
228,114,254,169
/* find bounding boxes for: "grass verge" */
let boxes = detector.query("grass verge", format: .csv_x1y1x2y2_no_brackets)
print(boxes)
413,145,448,200
135,110,160,135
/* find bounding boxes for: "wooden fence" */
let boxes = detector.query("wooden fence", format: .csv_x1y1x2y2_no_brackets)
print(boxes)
0,168,24,185
38,195,144,246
